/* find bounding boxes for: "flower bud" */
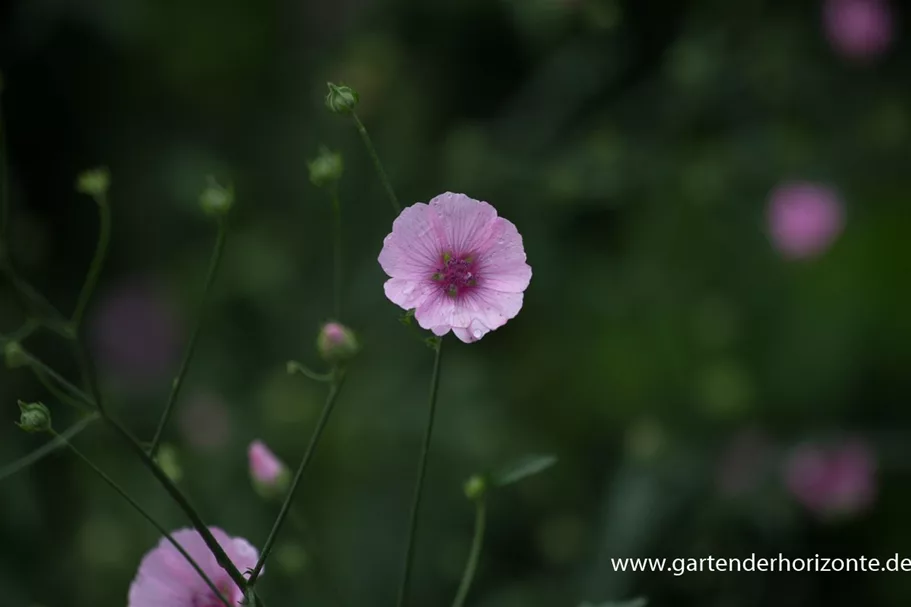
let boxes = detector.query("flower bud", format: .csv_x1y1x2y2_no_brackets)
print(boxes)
325,82,359,114
4,341,27,369
75,167,111,200
248,440,290,499
464,474,487,501
199,178,234,216
316,322,359,363
17,401,52,433
308,147,343,188
155,444,183,483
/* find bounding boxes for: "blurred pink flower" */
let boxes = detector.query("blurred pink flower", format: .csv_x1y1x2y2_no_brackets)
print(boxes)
379,192,532,343
717,429,770,497
824,0,894,60
766,182,845,259
128,527,259,606
248,440,286,487
178,392,232,451
91,279,182,389
784,440,876,518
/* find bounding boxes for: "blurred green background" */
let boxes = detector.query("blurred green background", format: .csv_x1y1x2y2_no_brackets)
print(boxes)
2,0,911,605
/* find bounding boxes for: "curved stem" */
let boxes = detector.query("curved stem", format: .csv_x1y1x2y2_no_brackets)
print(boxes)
330,184,343,319
58,432,231,607
452,499,487,607
351,112,400,214
148,217,228,457
248,368,347,587
396,339,444,607
0,413,99,482
287,360,334,383
33,367,93,413
71,193,111,329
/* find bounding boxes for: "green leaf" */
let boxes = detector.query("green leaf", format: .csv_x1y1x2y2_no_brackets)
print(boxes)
578,599,647,607
491,454,557,487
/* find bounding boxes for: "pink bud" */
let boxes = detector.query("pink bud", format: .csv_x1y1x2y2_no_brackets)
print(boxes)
767,181,845,260
824,0,894,61
248,440,287,487
316,321,359,363
784,439,876,519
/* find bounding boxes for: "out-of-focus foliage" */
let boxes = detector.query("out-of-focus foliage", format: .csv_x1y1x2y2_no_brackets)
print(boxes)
1,0,910,605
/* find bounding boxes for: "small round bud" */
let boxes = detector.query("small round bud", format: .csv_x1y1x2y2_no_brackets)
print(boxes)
199,178,234,216
248,440,290,500
308,147,343,188
325,82,359,114
17,401,52,433
464,474,487,501
316,322,359,363
4,341,27,369
155,444,183,483
75,167,111,200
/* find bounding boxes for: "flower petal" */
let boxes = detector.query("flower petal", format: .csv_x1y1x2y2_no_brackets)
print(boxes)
378,203,441,279
428,192,499,256
478,217,532,293
383,278,437,311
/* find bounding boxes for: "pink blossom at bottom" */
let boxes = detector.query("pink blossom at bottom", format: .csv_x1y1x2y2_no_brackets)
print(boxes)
784,440,876,518
824,0,894,60
128,527,259,607
378,192,532,343
766,181,845,259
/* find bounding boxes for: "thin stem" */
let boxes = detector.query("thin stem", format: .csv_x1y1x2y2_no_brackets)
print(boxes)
351,112,400,214
33,367,93,413
330,183,342,319
248,368,347,587
0,413,99,481
396,339,444,607
148,217,228,457
286,360,334,383
451,499,487,607
17,348,248,590
57,432,232,607
71,194,111,329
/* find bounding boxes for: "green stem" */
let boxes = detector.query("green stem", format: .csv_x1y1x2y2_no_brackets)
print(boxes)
286,360,334,383
148,217,228,457
57,431,232,607
395,339,444,607
351,112,401,214
452,499,487,607
0,413,99,482
33,367,93,413
330,184,343,319
18,348,248,591
248,368,347,587
71,193,111,329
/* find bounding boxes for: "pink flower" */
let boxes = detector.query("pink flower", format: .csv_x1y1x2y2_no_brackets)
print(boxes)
248,440,287,488
784,440,876,519
766,182,845,259
824,0,894,60
128,527,259,606
378,192,532,343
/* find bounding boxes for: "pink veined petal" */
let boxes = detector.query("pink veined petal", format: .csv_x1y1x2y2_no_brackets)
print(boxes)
383,278,437,311
453,319,491,343
413,291,475,332
428,192,499,256
379,203,442,279
229,537,261,576
477,217,532,293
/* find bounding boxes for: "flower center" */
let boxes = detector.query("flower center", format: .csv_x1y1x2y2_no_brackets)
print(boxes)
431,252,478,298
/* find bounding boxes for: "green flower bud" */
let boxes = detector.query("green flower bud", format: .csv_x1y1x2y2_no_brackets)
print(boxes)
308,146,343,188
75,167,111,200
316,322,359,364
199,178,234,216
325,82,359,114
155,444,183,483
464,474,487,501
17,401,52,433
4,341,27,369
